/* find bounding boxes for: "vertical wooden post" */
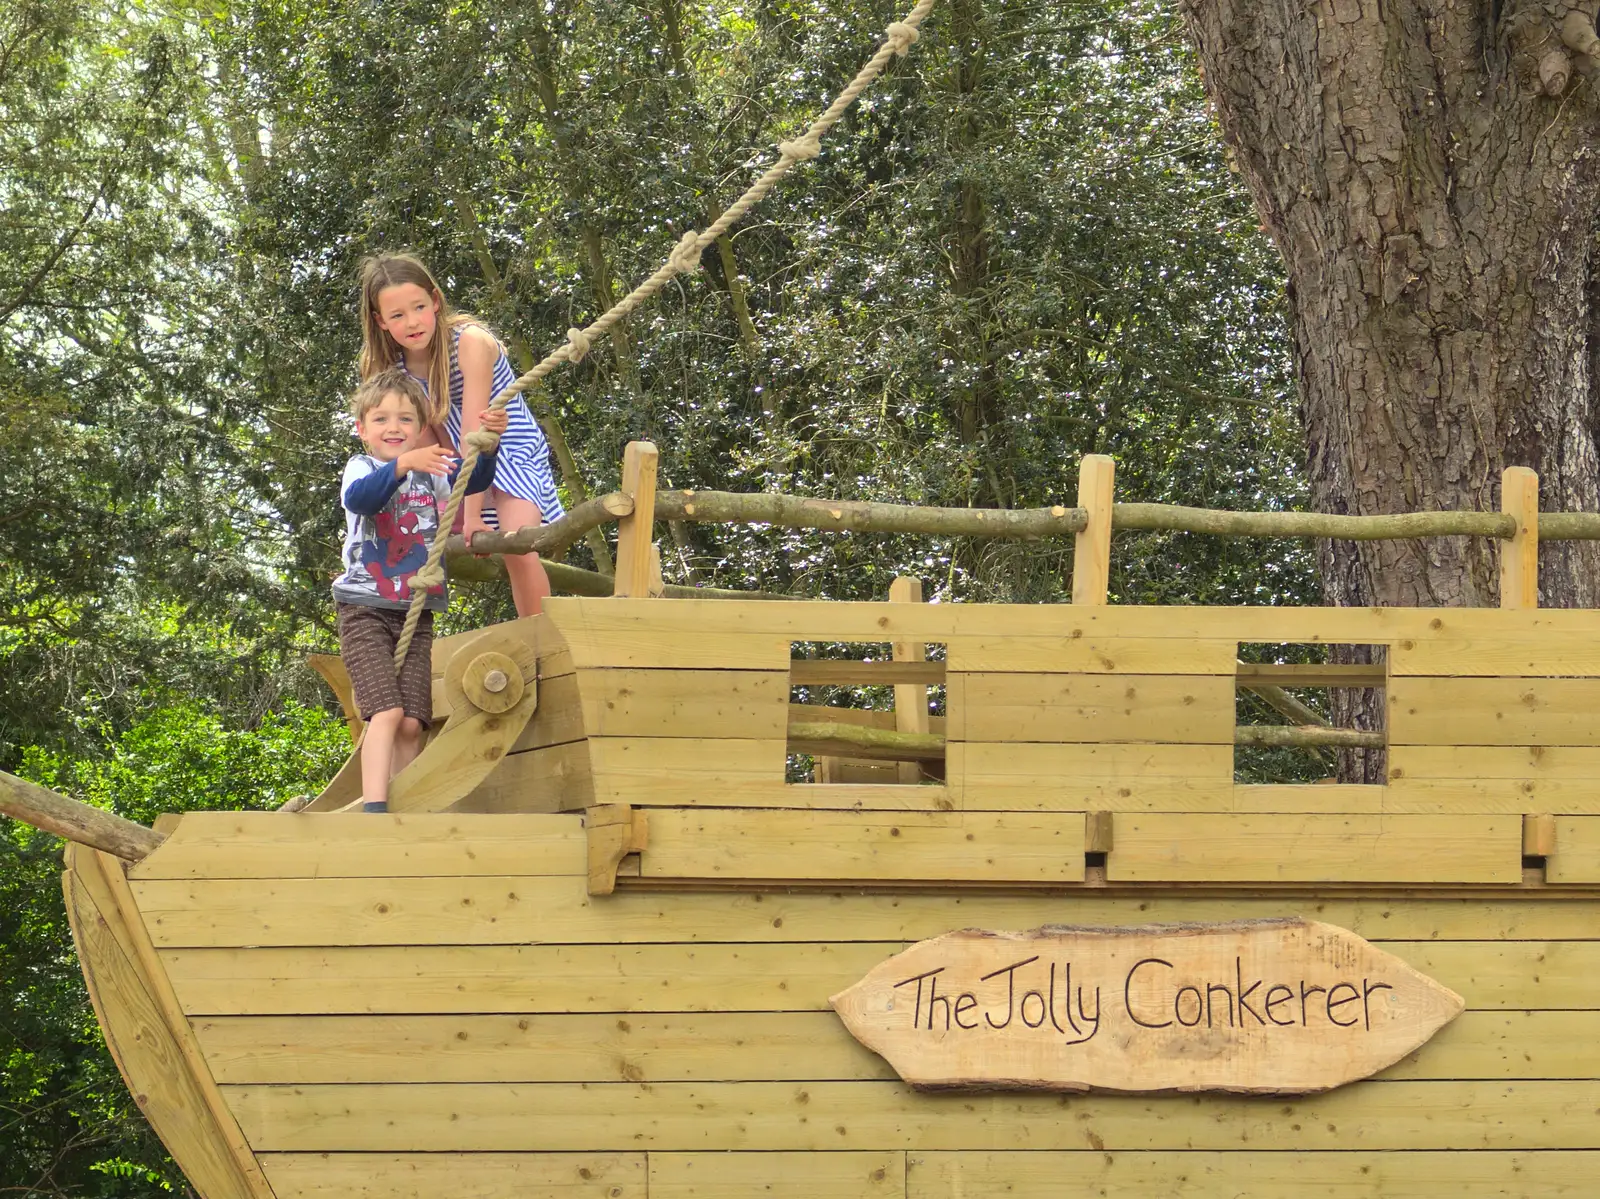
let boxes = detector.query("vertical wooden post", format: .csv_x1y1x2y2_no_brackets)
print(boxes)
1072,454,1115,606
647,544,667,598
613,441,659,598
890,576,929,784
1500,465,1539,610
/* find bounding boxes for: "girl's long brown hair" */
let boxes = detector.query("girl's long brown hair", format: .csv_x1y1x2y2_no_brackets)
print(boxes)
357,253,479,428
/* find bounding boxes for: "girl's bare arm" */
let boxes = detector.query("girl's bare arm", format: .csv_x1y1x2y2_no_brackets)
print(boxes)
455,326,500,528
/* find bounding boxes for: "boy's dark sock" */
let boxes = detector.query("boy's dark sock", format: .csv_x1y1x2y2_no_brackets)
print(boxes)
363,800,389,813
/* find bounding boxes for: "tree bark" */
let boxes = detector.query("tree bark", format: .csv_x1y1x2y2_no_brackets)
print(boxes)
1181,0,1600,612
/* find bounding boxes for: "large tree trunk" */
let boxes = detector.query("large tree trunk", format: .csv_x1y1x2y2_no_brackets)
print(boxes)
1181,0,1600,612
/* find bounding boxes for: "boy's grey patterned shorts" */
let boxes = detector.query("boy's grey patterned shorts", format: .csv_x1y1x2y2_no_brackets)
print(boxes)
336,603,434,726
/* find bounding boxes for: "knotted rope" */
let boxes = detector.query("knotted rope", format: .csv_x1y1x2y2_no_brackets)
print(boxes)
392,0,937,671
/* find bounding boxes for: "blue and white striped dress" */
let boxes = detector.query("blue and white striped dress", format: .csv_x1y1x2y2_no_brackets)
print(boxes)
435,326,566,528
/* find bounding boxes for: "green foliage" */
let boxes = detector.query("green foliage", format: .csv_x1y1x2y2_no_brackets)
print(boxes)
1,0,1327,1187
1,822,182,1199
1,702,349,1197
209,0,1314,611
23,700,350,825
0,0,336,769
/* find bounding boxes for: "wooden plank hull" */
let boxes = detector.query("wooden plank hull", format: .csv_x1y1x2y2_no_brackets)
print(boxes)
73,812,1600,1197
71,598,1600,1195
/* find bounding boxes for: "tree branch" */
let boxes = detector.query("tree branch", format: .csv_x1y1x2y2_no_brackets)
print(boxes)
0,172,115,325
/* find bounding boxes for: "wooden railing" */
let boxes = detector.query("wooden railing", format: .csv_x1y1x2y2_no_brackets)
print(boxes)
449,444,1575,610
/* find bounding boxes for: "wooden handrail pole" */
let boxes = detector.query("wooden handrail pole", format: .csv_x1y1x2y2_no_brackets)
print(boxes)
613,441,659,598
1072,454,1115,605
889,576,929,784
1500,466,1539,609
0,771,165,862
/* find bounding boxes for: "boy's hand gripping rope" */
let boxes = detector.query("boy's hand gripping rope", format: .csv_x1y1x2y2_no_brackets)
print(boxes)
391,0,936,672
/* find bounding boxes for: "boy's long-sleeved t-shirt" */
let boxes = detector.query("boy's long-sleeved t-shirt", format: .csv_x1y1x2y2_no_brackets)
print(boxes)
332,450,497,612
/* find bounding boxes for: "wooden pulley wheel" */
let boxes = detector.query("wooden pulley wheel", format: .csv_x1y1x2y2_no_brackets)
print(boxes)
462,650,523,713
442,627,539,722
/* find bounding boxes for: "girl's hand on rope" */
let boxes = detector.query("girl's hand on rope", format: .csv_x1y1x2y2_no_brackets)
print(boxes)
396,444,459,478
477,407,508,435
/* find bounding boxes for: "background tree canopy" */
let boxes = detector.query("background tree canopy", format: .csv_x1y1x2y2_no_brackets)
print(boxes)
1,0,1315,1190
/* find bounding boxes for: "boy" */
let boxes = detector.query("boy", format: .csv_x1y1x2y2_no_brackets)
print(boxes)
332,367,506,811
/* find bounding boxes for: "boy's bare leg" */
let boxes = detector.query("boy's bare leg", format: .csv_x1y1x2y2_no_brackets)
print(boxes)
489,492,551,617
392,716,425,777
360,707,404,811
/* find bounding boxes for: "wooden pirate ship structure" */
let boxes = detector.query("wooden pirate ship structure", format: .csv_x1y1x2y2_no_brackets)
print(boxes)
23,445,1600,1198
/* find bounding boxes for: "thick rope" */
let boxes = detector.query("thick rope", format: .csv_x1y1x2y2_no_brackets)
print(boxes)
392,0,937,671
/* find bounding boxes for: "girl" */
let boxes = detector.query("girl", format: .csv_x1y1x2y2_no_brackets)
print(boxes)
357,252,564,616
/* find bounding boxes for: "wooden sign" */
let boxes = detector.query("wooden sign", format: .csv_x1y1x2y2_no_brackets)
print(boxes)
830,919,1462,1094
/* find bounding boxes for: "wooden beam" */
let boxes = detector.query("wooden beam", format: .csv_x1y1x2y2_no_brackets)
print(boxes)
890,576,929,785
66,863,262,1198
787,722,946,762
1236,663,1387,687
643,809,1086,884
789,704,948,734
1524,812,1556,857
1109,813,1520,884
789,660,946,686
1388,676,1600,745
264,1152,645,1198
647,543,666,598
1085,810,1114,854
904,1150,1600,1196
1500,465,1540,609
1537,511,1600,539
68,845,274,1197
219,1077,1600,1153
1072,454,1115,605
129,813,585,881
794,720,1382,758
1114,504,1517,540
656,490,1087,540
447,490,633,561
1235,725,1384,750
1236,663,1334,766
444,479,1600,560
587,804,649,896
652,1152,903,1198
0,770,165,862
612,441,659,598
